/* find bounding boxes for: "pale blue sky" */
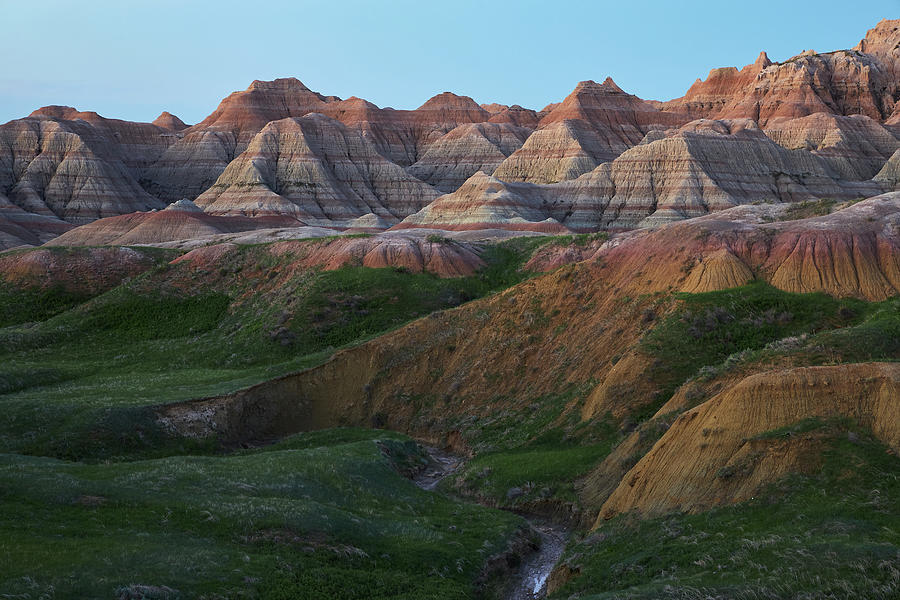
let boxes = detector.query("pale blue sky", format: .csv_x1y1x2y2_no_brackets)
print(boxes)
1,0,896,125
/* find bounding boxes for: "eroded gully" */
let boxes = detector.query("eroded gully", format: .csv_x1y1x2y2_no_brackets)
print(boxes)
412,446,570,600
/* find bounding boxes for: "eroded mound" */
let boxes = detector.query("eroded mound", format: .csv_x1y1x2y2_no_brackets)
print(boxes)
597,363,899,520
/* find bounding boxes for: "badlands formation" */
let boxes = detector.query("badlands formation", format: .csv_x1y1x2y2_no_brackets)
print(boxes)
2,18,900,600
1,19,900,248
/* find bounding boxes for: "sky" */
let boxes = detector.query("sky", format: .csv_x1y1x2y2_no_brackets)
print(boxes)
0,0,897,125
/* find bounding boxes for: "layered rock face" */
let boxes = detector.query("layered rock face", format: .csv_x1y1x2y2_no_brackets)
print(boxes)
762,113,900,180
399,119,880,231
140,78,331,203
190,78,337,144
875,148,900,189
663,52,774,118
491,119,610,184
0,114,166,226
493,79,689,183
139,83,507,204
574,192,900,304
152,112,188,131
598,363,900,519
406,122,531,192
3,18,900,249
668,19,900,125
605,119,880,227
396,171,570,232
0,197,73,249
482,103,543,128
195,114,441,227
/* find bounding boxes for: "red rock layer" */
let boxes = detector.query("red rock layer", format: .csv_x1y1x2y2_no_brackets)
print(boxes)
541,192,900,302
663,52,773,118
666,19,900,126
152,112,188,131
0,246,160,293
45,200,301,247
494,79,689,183
171,232,486,278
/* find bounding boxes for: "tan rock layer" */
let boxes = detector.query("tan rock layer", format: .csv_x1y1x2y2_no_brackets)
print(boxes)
597,363,900,520
195,114,440,227
398,120,883,232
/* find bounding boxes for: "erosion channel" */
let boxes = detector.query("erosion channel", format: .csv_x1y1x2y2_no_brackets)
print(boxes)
413,446,571,600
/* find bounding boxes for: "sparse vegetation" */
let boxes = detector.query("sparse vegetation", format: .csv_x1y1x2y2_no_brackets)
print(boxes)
640,282,881,415
551,424,900,599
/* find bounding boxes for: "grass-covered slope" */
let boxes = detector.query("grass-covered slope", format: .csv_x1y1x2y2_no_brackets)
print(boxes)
552,424,900,599
0,238,548,460
0,429,526,600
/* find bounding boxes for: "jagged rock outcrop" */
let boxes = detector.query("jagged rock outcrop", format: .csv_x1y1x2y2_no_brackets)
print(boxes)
141,84,505,202
668,19,900,126
140,79,333,202
597,119,881,227
663,51,773,118
406,122,532,192
331,92,500,167
4,18,899,247
190,78,337,144
195,114,441,227
27,106,177,175
597,363,900,520
484,104,542,128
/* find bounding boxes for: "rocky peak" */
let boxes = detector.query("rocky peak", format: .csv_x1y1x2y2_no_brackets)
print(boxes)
29,105,103,122
192,78,333,139
417,92,488,115
152,111,188,130
600,77,625,93
246,77,314,93
480,102,508,114
854,18,900,57
755,51,772,68
572,78,625,95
